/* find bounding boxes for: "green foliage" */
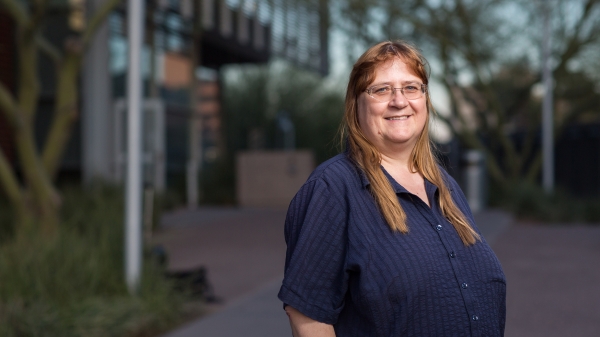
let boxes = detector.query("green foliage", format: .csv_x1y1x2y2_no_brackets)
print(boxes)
490,181,600,224
221,62,344,162
201,62,345,203
0,185,192,337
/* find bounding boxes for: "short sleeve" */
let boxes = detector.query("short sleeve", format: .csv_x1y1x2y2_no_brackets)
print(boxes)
278,177,349,325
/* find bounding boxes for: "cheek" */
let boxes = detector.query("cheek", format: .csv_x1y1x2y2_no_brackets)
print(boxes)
411,99,427,113
357,97,370,127
412,102,429,121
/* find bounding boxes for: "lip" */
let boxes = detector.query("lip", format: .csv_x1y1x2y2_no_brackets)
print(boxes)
384,115,411,120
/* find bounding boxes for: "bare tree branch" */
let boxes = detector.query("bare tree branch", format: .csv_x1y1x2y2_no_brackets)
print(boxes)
0,0,30,27
31,0,49,30
40,0,121,179
337,0,600,187
42,54,80,179
0,81,18,128
438,76,508,183
525,151,542,182
81,0,122,49
0,148,22,206
437,111,506,183
36,35,62,64
553,0,600,78
518,121,540,179
446,1,523,179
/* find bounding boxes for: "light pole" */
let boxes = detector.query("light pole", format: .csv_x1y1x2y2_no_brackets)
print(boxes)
541,1,554,193
125,0,145,295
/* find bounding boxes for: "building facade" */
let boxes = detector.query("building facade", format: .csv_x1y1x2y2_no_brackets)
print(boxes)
0,0,330,193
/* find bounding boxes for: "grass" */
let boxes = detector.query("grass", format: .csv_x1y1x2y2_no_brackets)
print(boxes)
0,184,201,337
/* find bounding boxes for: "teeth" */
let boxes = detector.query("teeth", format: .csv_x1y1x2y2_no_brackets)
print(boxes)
387,116,408,120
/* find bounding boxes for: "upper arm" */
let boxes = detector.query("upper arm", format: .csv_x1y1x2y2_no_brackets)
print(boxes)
285,305,336,337
279,177,350,325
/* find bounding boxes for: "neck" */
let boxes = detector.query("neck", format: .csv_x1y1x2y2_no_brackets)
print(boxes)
379,135,417,160
379,143,415,174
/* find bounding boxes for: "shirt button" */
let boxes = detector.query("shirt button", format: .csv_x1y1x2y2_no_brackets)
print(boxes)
436,224,443,231
449,252,456,258
461,283,468,289
472,315,479,321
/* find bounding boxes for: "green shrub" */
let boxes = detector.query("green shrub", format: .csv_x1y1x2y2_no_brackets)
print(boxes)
0,184,196,337
490,181,600,223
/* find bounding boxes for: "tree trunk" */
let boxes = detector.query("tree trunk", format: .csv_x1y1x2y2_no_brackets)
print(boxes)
43,52,82,180
0,0,122,239
11,19,61,234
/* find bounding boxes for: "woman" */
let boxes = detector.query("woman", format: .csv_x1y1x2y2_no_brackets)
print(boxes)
278,40,506,337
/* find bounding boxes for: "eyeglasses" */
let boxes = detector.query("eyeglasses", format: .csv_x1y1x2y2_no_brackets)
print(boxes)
364,83,427,102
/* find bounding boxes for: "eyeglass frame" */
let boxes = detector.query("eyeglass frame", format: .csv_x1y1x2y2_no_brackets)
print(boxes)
364,83,428,102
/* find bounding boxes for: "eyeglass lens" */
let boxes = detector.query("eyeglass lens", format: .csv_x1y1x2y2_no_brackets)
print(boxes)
367,84,424,102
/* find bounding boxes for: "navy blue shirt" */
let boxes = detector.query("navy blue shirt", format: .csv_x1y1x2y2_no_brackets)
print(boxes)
278,153,506,336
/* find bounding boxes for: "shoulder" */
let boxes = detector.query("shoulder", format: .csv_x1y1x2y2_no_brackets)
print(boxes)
284,155,356,246
305,153,362,188
287,153,361,219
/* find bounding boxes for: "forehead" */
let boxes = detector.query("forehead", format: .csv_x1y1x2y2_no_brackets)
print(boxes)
370,58,421,84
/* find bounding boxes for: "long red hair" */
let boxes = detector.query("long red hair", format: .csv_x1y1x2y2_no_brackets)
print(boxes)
341,40,479,245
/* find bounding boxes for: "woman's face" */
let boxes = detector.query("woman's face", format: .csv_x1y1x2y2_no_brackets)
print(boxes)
357,58,428,155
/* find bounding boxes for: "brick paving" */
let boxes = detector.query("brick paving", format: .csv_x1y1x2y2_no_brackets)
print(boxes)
154,207,287,306
493,224,600,337
155,207,600,337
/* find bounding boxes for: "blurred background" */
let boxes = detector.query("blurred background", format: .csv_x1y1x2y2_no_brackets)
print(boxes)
0,0,599,336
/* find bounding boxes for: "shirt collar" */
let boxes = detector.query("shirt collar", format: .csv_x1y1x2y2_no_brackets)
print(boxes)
357,164,438,195
343,151,373,188
346,150,440,197
381,166,411,194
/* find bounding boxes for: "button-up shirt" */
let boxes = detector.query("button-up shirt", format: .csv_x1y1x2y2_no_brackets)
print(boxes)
278,153,506,336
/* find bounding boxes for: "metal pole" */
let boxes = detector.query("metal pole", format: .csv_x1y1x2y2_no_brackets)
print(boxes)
186,116,200,209
186,0,202,209
125,0,145,295
541,1,554,193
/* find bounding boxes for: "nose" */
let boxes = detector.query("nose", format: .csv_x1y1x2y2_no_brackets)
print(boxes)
389,88,408,107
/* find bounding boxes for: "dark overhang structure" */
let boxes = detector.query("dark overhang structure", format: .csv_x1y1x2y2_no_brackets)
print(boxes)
112,0,329,76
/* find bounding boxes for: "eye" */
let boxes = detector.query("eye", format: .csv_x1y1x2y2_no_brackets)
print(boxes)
404,85,420,92
371,85,391,94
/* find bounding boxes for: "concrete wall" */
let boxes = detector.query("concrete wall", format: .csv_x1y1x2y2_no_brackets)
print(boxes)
236,150,315,208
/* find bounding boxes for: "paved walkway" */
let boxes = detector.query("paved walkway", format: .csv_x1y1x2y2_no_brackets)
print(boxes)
495,223,600,337
155,207,289,337
155,207,600,337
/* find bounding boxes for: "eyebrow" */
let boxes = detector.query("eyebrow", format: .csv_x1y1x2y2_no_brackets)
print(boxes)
369,81,423,87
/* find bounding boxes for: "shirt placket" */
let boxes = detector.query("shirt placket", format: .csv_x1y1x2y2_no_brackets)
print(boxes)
412,190,481,337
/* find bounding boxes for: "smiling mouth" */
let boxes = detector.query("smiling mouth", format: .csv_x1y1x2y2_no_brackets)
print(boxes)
385,116,410,120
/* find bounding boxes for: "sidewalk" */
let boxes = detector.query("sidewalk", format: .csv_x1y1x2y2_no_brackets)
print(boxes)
155,207,600,337
494,223,600,337
154,207,289,337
